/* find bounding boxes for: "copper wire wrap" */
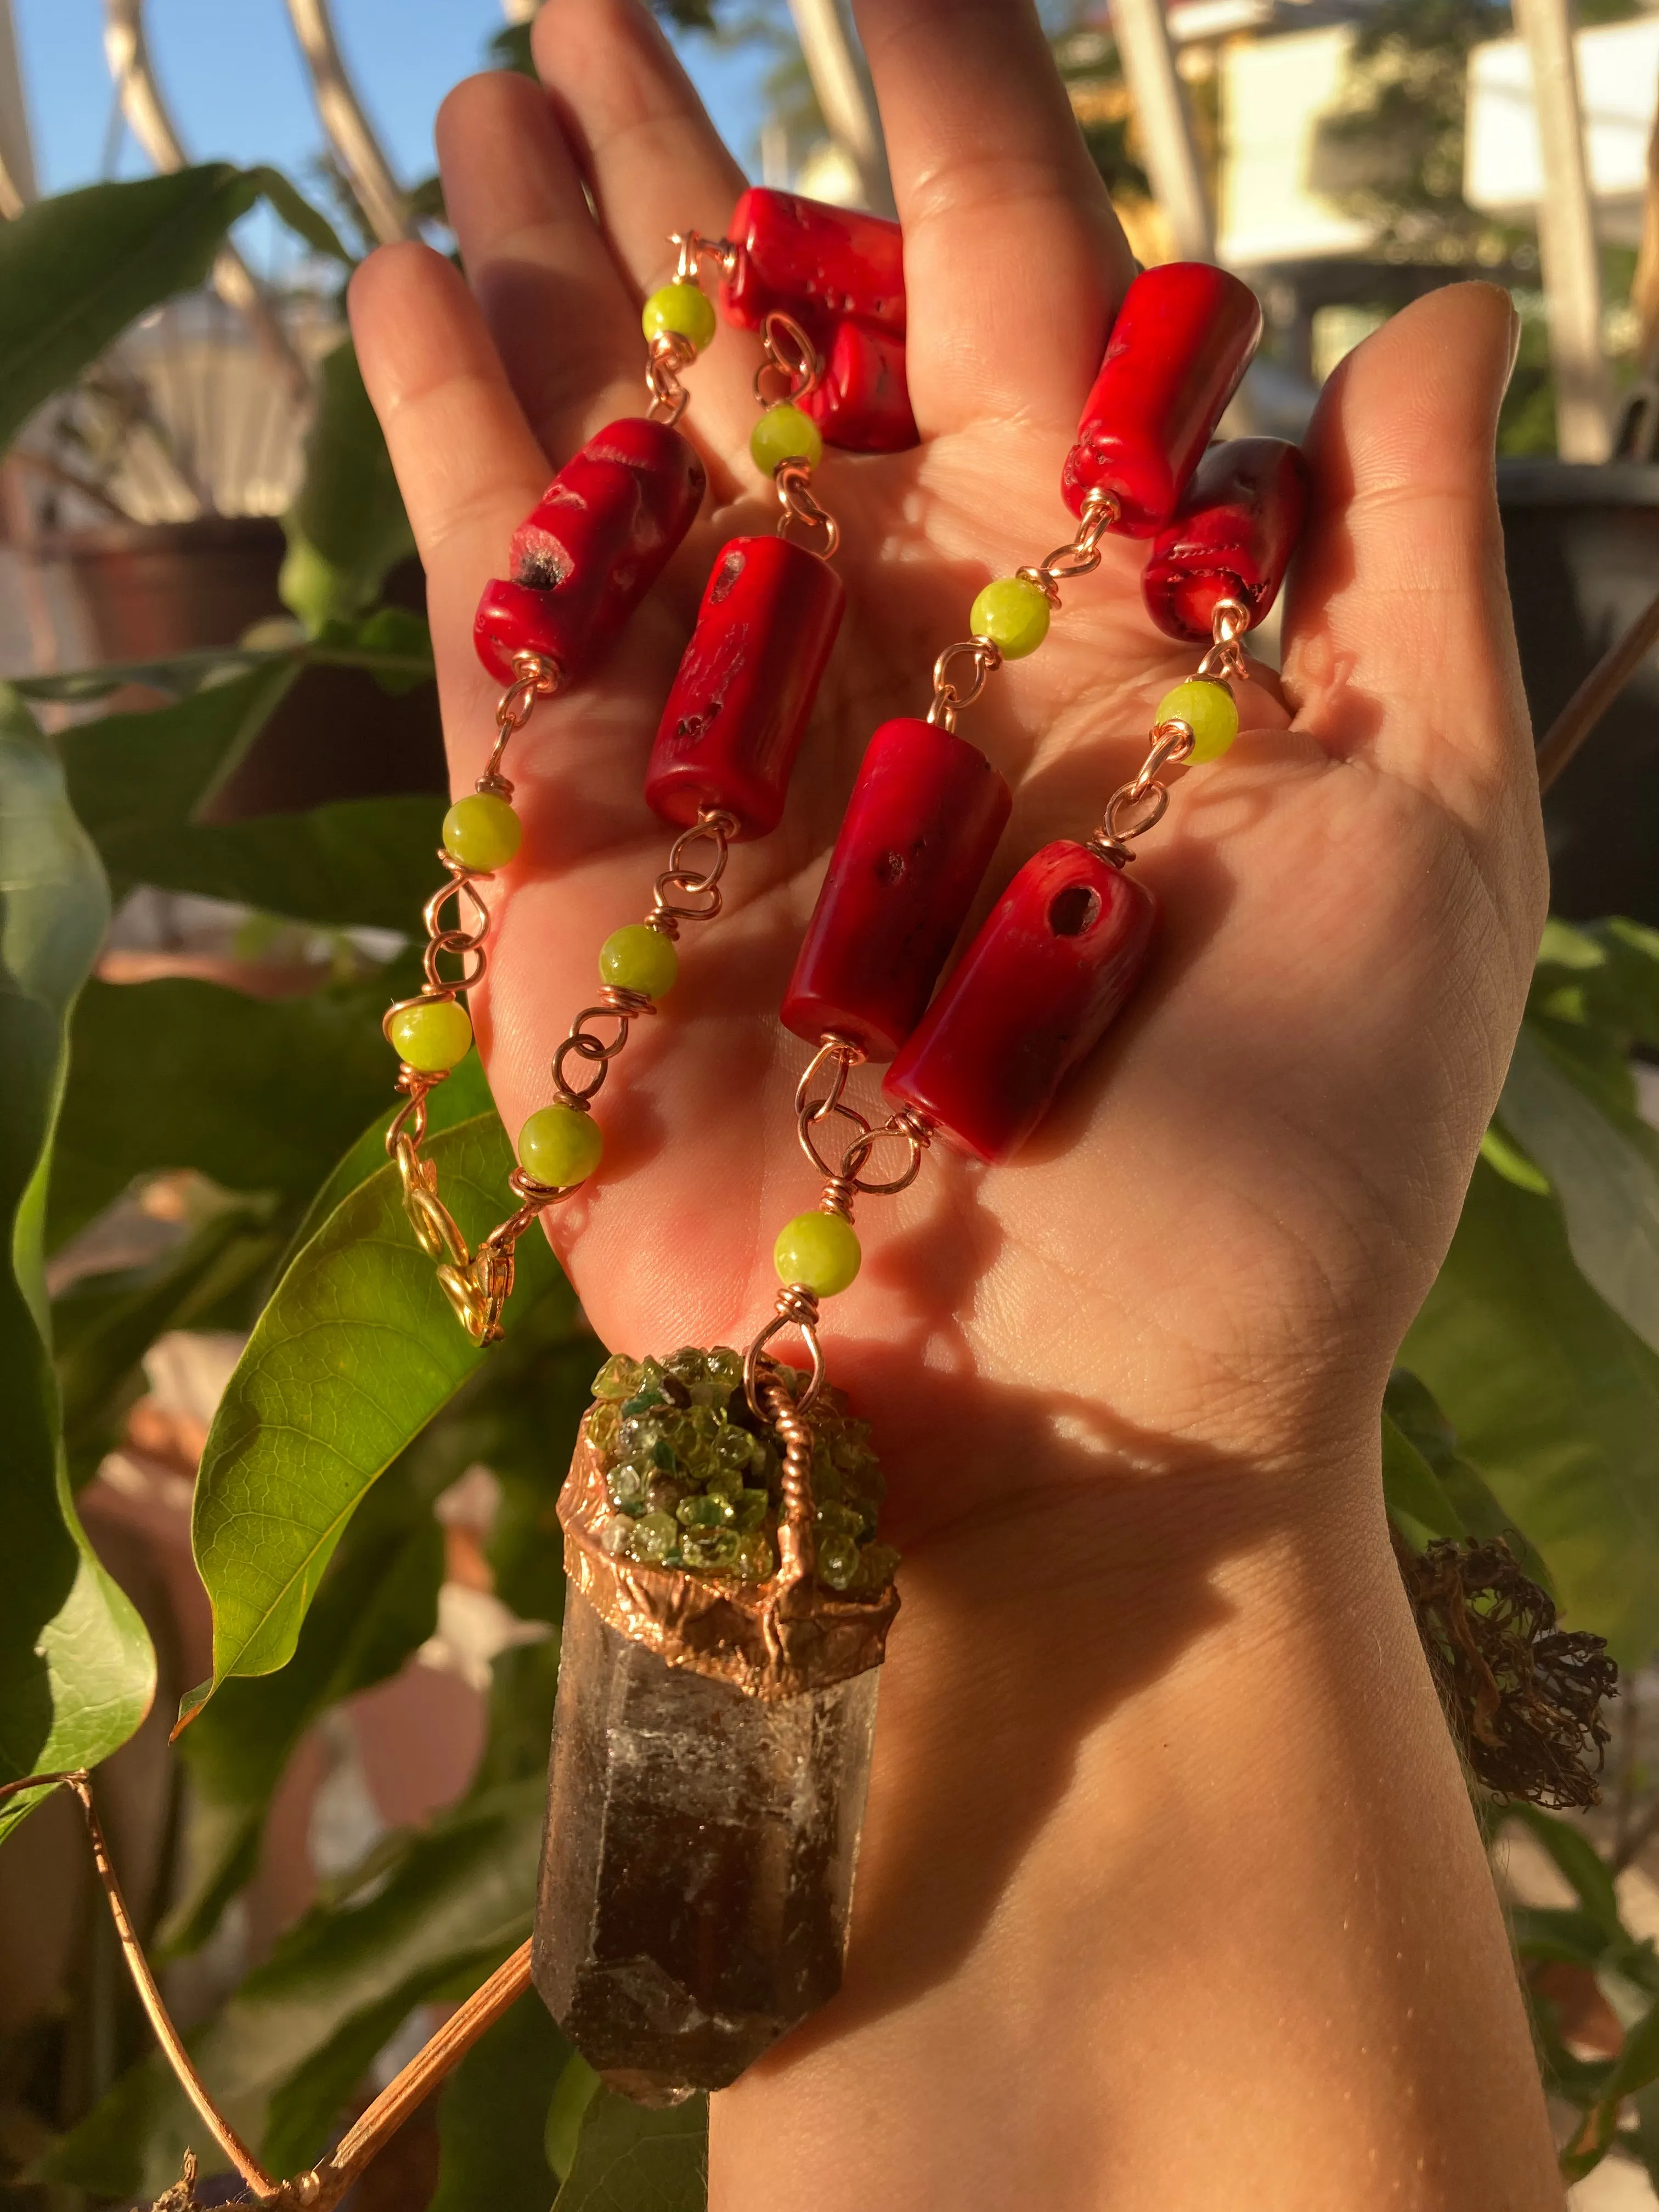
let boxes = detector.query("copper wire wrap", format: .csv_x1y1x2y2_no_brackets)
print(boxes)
645,806,737,937
754,308,842,560
382,651,560,1347
1088,599,1254,868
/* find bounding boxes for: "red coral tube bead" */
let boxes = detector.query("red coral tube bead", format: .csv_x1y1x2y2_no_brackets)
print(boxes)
720,187,906,342
473,418,705,686
645,537,844,841
1142,438,1310,642
782,718,1012,1062
802,321,918,453
884,843,1156,1164
1061,265,1263,535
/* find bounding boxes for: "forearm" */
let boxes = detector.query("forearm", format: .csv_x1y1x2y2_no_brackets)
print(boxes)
713,1457,1562,2211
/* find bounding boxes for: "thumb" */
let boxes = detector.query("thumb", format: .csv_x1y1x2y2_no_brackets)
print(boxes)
1282,282,1537,850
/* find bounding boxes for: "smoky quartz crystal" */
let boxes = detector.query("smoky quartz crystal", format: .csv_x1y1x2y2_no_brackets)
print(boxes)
533,1588,881,2103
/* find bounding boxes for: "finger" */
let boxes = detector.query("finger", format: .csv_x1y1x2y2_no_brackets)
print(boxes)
851,0,1133,436
531,0,764,466
349,241,548,776
1282,284,1537,855
436,70,641,465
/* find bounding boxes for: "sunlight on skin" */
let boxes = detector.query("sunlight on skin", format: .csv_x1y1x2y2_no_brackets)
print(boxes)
347,1,1558,2203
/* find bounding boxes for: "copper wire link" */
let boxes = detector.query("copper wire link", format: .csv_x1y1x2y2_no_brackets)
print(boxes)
1197,595,1253,685
1014,487,1121,606
744,1283,827,1426
755,309,820,408
926,636,1002,732
550,988,657,1108
775,460,840,558
646,806,737,936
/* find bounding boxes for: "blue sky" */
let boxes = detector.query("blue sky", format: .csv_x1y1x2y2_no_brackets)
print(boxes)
12,2,771,229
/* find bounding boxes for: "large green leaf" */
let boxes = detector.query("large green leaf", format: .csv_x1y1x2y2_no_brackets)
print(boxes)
430,1990,567,2212
1499,1022,1659,1358
1381,1368,1553,1587
283,340,416,629
41,1778,544,2200
554,2089,708,2212
48,970,402,1252
191,1108,560,1703
57,664,443,930
1405,1155,1659,1664
160,1457,444,1955
0,690,153,1838
0,167,260,452
15,620,433,707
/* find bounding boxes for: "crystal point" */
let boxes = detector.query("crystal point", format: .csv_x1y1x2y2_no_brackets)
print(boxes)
533,1589,879,2100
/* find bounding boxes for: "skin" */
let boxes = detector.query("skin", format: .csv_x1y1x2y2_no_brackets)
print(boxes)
348,1,1562,2203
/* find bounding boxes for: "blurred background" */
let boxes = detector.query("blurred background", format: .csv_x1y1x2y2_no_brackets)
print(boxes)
3,4,1659,2209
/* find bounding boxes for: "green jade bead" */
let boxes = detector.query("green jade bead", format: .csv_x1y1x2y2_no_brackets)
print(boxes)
970,574,1051,659
443,791,522,872
641,281,716,354
519,1103,604,1189
751,402,823,475
599,923,679,998
387,997,472,1073
1156,676,1238,763
774,1209,861,1297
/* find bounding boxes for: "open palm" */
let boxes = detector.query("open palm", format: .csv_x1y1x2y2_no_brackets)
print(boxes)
351,4,1549,2197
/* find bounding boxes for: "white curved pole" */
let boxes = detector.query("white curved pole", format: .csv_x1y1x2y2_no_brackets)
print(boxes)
102,0,309,401
283,0,410,247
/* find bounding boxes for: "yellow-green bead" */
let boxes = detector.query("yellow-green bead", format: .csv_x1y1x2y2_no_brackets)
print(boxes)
388,997,472,1074
970,575,1051,660
774,1210,861,1298
599,923,679,998
442,791,522,872
641,281,716,354
750,402,823,475
518,1104,604,1189
1156,677,1238,763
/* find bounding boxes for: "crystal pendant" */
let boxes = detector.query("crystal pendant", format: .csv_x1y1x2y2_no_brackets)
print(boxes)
532,1348,899,2103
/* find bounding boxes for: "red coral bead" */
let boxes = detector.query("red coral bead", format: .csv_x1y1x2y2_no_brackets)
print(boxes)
1141,437,1310,642
645,536,844,841
782,718,1012,1062
473,418,705,686
1062,265,1263,536
884,842,1156,1164
721,187,906,341
802,321,917,453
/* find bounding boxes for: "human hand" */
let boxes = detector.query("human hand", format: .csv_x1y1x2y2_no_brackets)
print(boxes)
351,5,1554,2202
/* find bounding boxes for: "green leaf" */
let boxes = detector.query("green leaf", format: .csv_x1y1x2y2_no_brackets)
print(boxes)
1382,1368,1553,1588
0,690,153,1837
545,2053,600,2184
160,1459,443,1954
245,166,356,266
54,1195,281,1483
554,2088,708,2212
1404,1155,1659,1665
15,624,433,707
284,341,415,629
48,971,403,1253
56,662,443,930
0,166,263,454
1500,1022,1659,1359
191,1109,558,1701
1508,1804,1624,1942
1380,1410,1465,1544
41,1778,544,2200
430,1990,567,2212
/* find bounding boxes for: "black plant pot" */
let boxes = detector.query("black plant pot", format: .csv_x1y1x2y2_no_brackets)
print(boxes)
1498,460,1659,925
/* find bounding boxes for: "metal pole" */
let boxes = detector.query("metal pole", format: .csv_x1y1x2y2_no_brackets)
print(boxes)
1512,0,1611,461
786,0,893,215
284,0,410,247
1108,0,1214,262
0,0,37,217
102,0,310,404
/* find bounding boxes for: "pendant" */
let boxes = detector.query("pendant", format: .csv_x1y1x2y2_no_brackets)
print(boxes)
532,1346,899,2104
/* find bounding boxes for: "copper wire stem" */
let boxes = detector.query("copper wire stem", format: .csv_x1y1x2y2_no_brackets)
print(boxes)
313,1942,533,2192
0,1772,279,2198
